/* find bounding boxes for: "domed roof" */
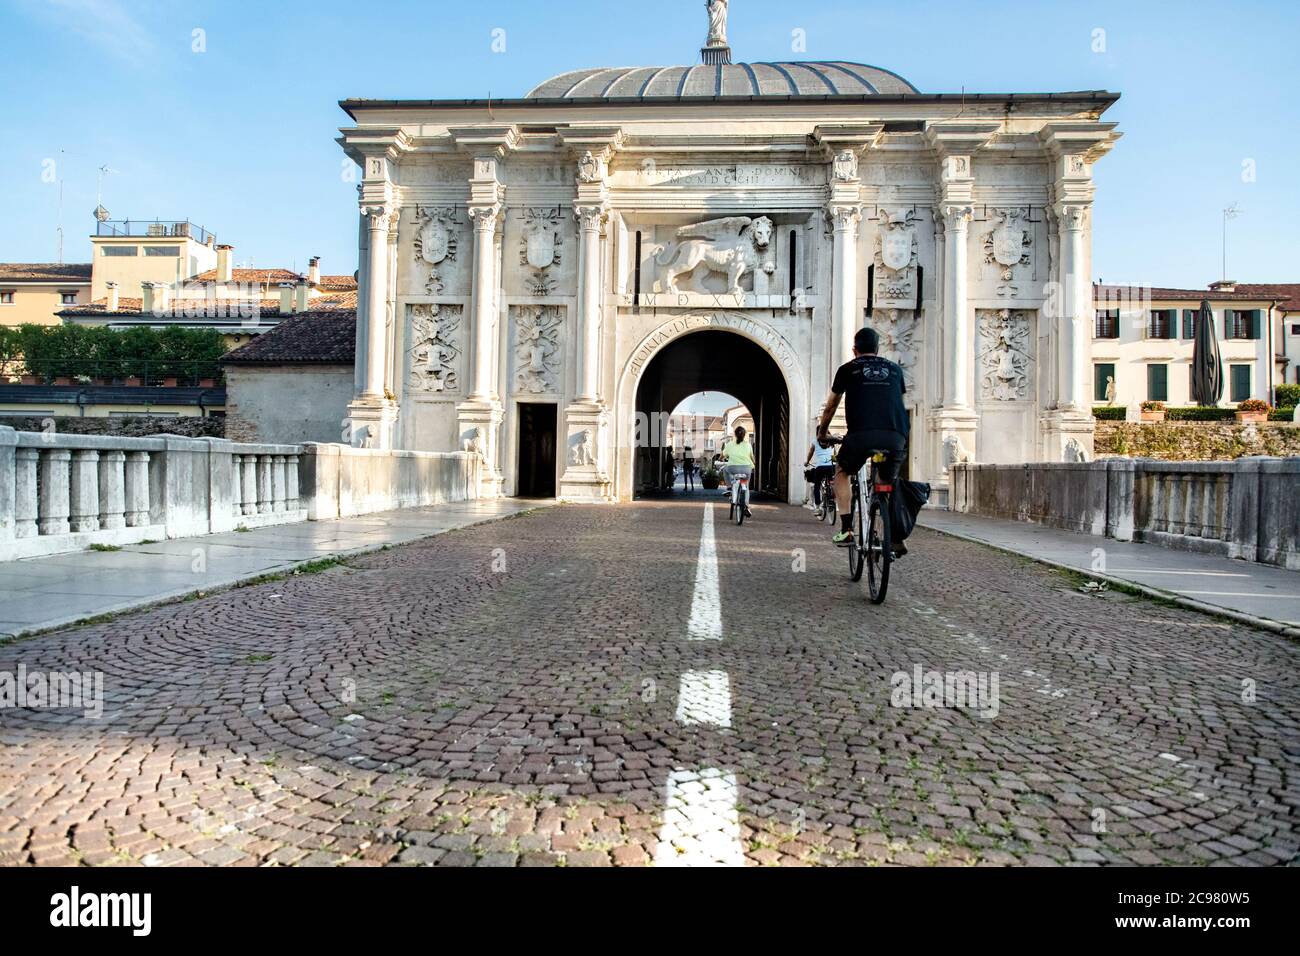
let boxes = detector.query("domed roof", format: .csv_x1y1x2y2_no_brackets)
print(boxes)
525,61,919,100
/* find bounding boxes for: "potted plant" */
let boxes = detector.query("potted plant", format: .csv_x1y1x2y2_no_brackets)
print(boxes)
54,375,74,386
198,376,217,388
700,463,721,490
1235,398,1270,423
124,374,143,387
163,375,179,387
1140,400,1166,422
20,374,39,385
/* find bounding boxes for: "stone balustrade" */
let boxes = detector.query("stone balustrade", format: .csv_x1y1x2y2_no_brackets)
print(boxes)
950,457,1300,570
0,427,304,561
0,426,483,562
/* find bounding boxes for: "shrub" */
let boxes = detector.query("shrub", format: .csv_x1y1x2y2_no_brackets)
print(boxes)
1140,400,1166,412
1091,405,1126,420
1273,383,1300,409
1237,398,1270,413
8,324,228,384
1165,406,1236,422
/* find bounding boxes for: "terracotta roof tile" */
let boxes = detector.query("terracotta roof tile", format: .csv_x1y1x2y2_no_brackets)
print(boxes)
1234,284,1300,311
220,310,356,365
0,262,93,282
1093,282,1279,303
189,268,305,284
318,274,358,291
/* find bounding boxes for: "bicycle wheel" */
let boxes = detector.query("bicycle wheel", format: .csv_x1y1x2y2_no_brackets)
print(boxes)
864,494,892,604
823,484,836,523
735,486,746,525
847,484,864,582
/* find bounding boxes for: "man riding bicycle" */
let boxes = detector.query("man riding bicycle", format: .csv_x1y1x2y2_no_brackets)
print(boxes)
816,327,909,554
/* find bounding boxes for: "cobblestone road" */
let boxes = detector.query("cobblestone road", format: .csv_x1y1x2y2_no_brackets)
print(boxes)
1,500,1296,866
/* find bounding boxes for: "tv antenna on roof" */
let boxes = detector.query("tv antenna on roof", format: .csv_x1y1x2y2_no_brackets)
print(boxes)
1221,203,1241,282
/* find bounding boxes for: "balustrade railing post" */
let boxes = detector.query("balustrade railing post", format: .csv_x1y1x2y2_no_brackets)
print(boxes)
231,454,243,517
257,455,273,514
241,455,257,516
38,448,72,536
124,451,151,527
69,449,101,533
286,454,300,511
99,449,126,530
272,455,287,513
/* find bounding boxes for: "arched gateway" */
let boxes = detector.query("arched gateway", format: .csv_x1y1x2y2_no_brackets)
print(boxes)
336,4,1120,504
616,313,808,503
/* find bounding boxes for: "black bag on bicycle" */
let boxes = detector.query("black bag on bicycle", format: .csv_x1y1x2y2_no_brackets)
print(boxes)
889,480,931,543
803,466,817,484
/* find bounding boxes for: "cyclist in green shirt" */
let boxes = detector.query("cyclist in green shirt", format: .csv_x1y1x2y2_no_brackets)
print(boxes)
718,426,755,518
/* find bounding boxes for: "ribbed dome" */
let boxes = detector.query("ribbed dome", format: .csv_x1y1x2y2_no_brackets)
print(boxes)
525,61,919,100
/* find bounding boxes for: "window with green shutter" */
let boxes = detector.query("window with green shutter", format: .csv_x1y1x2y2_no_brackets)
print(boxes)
1230,364,1251,402
1249,308,1262,340
1181,309,1196,339
1147,364,1168,402
1094,363,1116,402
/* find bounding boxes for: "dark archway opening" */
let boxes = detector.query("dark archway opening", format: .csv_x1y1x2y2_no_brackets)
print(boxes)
634,330,789,500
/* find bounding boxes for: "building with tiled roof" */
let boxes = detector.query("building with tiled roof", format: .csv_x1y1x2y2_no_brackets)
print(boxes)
1091,280,1291,407
220,308,358,445
0,263,92,326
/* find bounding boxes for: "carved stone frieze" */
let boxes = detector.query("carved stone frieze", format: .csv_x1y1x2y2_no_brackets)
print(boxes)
408,303,462,393
513,305,563,394
977,309,1033,402
982,207,1032,296
518,208,566,296
412,206,460,294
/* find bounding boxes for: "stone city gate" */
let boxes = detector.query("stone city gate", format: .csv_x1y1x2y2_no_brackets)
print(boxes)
335,5,1119,503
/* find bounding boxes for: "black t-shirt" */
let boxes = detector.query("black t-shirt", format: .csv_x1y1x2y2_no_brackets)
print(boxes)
831,355,909,436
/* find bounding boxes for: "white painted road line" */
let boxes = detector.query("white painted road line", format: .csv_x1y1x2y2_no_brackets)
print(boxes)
686,503,722,641
654,768,745,867
675,670,732,728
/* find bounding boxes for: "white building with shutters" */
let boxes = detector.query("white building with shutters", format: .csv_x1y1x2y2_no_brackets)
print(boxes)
1091,282,1284,408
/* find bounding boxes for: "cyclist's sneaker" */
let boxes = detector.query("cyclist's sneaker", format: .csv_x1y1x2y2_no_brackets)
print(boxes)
832,530,853,547
743,507,753,518
892,541,908,558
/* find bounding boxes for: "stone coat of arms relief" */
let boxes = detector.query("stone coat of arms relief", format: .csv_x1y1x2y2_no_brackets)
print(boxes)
408,303,462,393
513,305,563,394
413,206,460,294
872,308,919,384
873,208,918,302
518,208,565,296
982,208,1032,297
977,309,1033,402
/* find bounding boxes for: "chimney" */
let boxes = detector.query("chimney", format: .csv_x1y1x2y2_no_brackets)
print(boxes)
106,281,119,312
205,235,215,248
216,244,234,283
1209,279,1236,293
143,282,171,316
278,282,295,314
294,281,310,313
308,256,321,287
140,282,155,315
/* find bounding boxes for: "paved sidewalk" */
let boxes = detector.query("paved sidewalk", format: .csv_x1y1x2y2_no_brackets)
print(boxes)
0,498,553,638
918,509,1300,635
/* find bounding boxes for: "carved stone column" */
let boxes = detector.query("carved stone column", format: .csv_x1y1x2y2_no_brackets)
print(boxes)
828,203,862,367
942,204,973,410
467,203,502,402
574,204,607,403
1056,202,1090,412
359,203,392,400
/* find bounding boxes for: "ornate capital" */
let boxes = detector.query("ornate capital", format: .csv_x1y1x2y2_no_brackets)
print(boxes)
362,203,396,231
1055,203,1089,232
942,204,973,231
575,204,608,232
468,204,503,233
827,204,861,231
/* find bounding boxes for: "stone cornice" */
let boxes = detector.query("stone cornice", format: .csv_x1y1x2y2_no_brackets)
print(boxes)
448,125,521,160
923,121,1001,156
1037,121,1121,163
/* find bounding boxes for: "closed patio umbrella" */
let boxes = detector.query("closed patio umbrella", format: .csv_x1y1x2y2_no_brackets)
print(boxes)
1191,297,1223,407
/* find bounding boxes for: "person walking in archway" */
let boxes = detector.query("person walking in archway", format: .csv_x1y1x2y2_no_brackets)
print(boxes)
683,446,696,492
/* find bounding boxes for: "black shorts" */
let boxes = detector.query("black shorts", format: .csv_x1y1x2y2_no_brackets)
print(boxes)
837,429,906,478
806,464,835,483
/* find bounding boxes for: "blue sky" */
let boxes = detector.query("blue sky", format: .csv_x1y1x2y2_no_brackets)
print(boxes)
1,0,1296,287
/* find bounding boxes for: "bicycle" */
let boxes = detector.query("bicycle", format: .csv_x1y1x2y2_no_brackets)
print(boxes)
845,451,894,604
817,471,837,523
727,469,751,525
